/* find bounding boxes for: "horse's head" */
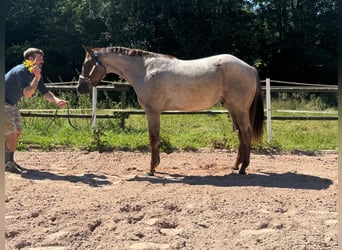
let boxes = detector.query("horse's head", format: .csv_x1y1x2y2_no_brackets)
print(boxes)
77,46,106,94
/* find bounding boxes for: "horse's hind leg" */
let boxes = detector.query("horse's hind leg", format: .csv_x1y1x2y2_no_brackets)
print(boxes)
233,140,243,171
229,113,242,171
145,110,161,176
237,129,251,175
231,111,252,175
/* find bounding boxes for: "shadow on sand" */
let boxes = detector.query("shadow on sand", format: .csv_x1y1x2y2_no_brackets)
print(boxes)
127,171,333,190
21,169,112,187
19,168,333,190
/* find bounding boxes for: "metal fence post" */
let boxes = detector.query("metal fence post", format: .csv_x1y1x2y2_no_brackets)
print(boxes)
266,78,272,143
91,87,97,129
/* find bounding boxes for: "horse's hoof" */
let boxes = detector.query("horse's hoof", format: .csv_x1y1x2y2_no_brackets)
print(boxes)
146,172,154,176
230,166,239,171
239,170,246,175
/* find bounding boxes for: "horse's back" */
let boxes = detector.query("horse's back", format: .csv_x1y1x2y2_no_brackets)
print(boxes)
187,53,253,68
139,53,258,112
185,54,259,110
184,54,258,95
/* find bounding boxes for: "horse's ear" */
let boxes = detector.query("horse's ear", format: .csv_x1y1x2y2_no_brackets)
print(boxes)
82,45,95,58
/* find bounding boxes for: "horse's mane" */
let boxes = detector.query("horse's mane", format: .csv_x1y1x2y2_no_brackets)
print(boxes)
97,46,175,59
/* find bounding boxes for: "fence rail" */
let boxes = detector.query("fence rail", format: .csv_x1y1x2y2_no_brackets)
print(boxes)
22,79,338,143
45,83,338,92
20,109,337,120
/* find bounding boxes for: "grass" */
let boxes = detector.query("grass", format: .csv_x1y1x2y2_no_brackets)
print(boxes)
267,120,337,151
19,111,338,152
17,91,338,152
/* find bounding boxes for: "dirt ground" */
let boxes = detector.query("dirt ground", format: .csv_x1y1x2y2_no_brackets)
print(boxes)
5,149,338,250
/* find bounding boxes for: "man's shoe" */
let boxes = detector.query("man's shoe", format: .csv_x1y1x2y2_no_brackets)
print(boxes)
13,161,28,173
5,161,27,174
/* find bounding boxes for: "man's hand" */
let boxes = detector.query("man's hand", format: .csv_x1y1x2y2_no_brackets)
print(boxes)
56,99,68,108
31,58,41,81
43,92,68,107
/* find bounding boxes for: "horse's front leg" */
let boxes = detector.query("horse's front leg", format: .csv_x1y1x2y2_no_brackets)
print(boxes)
146,110,161,176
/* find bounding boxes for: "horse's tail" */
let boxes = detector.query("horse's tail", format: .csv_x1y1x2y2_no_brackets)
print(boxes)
250,71,264,144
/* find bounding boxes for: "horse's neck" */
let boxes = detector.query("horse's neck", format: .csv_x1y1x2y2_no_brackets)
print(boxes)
101,53,145,83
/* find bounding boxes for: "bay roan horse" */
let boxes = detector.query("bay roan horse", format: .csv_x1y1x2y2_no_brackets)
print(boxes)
77,46,264,175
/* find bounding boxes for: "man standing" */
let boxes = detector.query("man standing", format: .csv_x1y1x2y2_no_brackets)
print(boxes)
5,48,68,174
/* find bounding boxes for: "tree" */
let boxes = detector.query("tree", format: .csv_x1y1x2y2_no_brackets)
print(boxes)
252,0,337,83
5,0,337,84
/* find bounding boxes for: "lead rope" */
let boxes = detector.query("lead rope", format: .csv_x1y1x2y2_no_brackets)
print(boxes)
46,105,60,129
66,104,80,130
47,104,79,130
48,103,97,131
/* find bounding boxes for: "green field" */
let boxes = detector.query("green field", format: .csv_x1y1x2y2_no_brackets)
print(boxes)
18,110,337,152
17,91,338,152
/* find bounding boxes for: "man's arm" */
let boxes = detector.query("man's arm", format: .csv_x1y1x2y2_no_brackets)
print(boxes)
43,91,68,107
22,65,41,98
22,77,40,98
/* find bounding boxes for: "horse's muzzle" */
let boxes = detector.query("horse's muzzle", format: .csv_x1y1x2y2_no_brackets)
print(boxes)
77,81,90,94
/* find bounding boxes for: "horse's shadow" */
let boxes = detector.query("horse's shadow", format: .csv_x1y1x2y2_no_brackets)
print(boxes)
20,168,334,190
21,169,112,187
128,171,333,190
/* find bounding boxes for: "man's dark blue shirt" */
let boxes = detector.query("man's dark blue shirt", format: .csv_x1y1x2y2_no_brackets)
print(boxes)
5,64,48,105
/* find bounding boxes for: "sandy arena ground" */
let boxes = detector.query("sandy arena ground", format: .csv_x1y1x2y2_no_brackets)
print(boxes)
5,149,338,249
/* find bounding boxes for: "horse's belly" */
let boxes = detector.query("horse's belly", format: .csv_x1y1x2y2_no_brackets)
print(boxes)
163,90,222,111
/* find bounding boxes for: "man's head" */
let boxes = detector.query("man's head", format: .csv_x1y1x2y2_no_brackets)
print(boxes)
23,48,44,66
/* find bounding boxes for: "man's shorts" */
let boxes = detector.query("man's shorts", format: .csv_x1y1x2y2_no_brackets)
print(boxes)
5,103,22,135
